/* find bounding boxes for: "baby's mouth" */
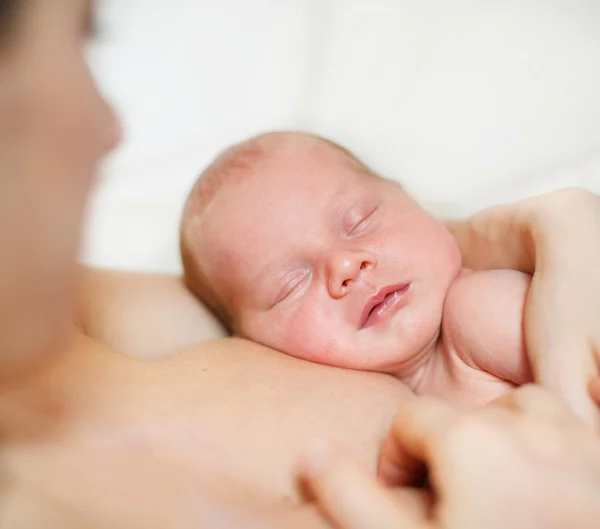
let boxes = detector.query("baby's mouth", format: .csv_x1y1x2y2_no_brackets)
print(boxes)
360,283,410,329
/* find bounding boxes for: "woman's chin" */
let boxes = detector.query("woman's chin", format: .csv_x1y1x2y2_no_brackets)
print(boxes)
0,306,72,379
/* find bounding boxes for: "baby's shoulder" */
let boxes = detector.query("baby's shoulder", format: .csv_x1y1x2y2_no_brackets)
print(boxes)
441,269,532,381
443,269,531,338
445,269,531,307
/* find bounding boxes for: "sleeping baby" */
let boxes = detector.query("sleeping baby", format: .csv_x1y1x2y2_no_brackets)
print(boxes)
180,131,533,407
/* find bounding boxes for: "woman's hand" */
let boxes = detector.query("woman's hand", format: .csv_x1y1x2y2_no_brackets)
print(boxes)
299,386,600,529
448,188,600,426
589,377,600,407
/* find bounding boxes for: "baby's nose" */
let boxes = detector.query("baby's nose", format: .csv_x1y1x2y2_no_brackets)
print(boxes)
327,250,376,299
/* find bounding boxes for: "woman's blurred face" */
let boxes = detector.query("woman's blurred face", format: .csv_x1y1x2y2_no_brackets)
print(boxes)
0,0,120,369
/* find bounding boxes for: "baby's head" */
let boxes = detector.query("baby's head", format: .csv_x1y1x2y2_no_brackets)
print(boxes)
181,132,461,374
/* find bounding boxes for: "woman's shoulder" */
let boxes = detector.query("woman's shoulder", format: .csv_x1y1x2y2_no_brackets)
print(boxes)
76,266,227,360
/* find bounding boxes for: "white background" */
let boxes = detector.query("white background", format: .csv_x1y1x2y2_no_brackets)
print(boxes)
84,0,600,273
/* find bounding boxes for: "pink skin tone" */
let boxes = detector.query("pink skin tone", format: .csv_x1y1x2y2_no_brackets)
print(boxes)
198,142,462,377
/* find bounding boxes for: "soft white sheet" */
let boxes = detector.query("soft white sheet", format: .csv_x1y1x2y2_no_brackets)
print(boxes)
83,0,600,273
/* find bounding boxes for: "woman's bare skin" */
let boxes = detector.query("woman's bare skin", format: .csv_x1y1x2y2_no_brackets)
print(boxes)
2,3,600,528
0,327,412,528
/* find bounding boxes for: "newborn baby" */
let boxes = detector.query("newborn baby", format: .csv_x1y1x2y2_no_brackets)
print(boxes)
181,132,532,406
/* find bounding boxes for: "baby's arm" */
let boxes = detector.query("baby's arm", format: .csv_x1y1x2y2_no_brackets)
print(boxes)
442,269,532,385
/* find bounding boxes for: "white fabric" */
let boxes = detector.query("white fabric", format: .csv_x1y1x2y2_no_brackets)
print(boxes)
83,0,600,273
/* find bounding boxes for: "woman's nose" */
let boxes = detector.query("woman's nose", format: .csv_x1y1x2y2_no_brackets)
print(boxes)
326,250,376,299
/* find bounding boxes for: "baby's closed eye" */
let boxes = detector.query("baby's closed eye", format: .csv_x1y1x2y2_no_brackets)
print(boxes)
342,203,380,237
273,270,311,306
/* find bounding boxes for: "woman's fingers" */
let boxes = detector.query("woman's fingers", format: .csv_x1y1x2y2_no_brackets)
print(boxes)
525,321,600,425
522,237,600,428
300,380,600,529
299,443,423,529
378,398,459,487
589,377,600,406
490,384,579,424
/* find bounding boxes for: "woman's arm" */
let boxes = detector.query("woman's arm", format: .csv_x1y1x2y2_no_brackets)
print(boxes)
446,187,600,425
75,266,227,359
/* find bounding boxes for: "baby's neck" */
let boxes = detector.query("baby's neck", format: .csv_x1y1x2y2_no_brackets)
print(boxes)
395,267,471,391
391,331,443,391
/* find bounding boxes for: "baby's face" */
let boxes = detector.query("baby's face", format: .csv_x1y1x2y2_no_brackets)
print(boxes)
199,148,461,374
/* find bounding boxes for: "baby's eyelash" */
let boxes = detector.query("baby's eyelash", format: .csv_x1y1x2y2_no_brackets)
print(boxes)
349,215,369,235
274,272,309,305
348,205,379,235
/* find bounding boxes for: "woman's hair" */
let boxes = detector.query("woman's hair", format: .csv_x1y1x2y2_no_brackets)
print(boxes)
0,0,21,44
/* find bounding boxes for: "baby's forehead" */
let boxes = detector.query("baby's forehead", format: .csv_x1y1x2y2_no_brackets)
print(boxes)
198,135,370,245
248,144,362,192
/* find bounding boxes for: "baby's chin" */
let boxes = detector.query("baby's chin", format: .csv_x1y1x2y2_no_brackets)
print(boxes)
273,327,428,372
336,332,437,375
301,343,413,373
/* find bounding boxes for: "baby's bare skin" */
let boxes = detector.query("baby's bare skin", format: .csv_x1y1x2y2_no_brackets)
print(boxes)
411,269,532,406
183,132,533,407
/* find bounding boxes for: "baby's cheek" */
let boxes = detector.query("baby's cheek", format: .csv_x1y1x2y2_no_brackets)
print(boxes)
279,309,346,367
